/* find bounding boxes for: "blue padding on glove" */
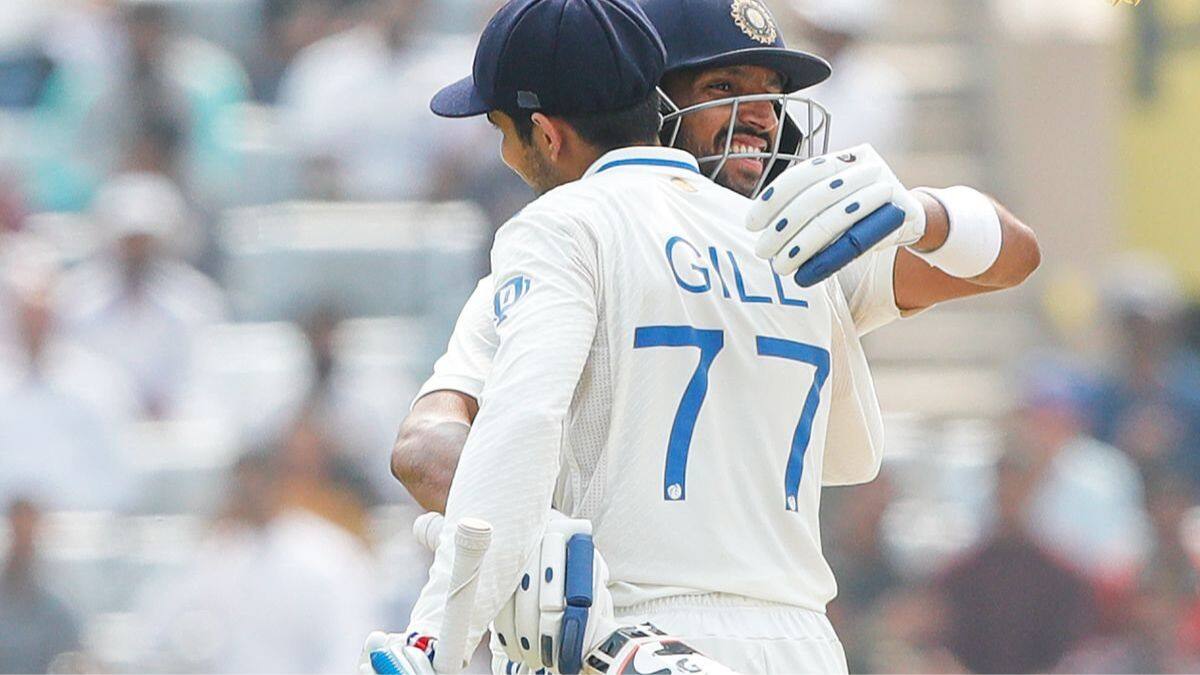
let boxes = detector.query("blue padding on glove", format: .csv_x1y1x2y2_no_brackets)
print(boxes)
559,533,595,675
564,534,594,607
370,650,402,674
559,606,588,675
792,203,907,288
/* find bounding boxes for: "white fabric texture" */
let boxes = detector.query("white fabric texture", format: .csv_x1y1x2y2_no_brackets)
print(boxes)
834,248,900,337
415,277,498,402
408,148,889,655
414,260,894,491
819,276,886,487
489,594,849,674
911,186,1002,278
408,199,600,646
614,594,848,675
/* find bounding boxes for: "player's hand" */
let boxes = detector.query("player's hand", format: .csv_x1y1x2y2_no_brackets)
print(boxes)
745,143,926,287
357,631,437,675
493,512,614,675
410,513,736,675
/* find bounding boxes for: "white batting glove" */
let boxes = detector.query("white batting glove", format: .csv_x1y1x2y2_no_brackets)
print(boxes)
404,513,734,675
357,631,436,675
746,143,926,285
492,511,615,674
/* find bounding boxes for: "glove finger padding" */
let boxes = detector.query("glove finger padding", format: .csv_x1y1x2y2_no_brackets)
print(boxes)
498,512,594,674
745,153,851,232
752,164,882,260
771,182,894,275
558,533,595,675
543,518,591,673
494,589,522,665
514,549,545,670
793,203,908,287
537,531,567,669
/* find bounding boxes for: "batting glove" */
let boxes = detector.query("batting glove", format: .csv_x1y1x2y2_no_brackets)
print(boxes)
358,631,437,675
746,143,926,287
493,511,614,675
406,513,734,674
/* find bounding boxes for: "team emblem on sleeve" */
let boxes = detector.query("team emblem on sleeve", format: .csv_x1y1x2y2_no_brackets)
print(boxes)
494,274,532,325
730,0,778,45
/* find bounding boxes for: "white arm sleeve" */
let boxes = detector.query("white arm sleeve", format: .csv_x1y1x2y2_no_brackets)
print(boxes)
834,248,901,337
414,278,498,403
407,210,599,652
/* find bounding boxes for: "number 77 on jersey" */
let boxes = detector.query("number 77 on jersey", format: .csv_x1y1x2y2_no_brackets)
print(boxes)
633,325,830,511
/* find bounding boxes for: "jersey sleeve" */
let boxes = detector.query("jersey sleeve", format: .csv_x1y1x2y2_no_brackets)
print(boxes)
821,281,886,487
407,208,599,650
835,248,901,336
413,278,498,403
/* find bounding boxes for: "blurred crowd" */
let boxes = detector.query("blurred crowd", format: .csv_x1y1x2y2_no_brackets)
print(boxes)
825,277,1200,674
0,0,1196,674
0,0,504,671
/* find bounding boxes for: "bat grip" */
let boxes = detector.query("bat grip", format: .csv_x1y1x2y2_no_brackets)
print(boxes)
432,518,492,673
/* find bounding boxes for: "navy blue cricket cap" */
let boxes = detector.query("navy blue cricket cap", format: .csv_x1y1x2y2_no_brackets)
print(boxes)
430,0,667,118
640,0,831,92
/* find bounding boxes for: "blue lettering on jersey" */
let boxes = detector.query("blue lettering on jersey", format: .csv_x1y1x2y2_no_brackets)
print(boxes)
494,274,532,325
773,271,809,307
707,247,732,299
664,235,809,310
726,249,772,304
665,236,711,293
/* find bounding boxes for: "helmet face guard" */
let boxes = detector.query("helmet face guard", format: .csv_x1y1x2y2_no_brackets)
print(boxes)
659,90,832,198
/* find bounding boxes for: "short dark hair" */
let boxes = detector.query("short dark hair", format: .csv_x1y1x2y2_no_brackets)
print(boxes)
503,91,663,153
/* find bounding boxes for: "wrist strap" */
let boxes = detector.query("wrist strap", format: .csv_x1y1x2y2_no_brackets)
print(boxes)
912,186,1002,278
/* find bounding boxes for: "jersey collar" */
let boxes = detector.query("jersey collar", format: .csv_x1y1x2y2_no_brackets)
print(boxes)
583,146,701,179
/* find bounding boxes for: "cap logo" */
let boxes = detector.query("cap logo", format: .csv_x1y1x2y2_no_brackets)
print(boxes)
731,0,777,45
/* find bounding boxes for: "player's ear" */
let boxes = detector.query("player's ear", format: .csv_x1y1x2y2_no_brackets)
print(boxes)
530,112,566,161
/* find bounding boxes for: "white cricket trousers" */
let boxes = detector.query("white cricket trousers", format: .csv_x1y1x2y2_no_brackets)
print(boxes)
614,593,848,675
488,593,847,674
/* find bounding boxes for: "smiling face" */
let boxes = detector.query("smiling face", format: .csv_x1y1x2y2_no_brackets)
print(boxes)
661,65,786,197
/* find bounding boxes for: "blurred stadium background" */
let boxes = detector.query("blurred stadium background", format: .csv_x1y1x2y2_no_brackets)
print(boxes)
0,0,1198,672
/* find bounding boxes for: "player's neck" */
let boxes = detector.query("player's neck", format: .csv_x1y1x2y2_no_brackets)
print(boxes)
538,140,666,193
574,140,665,180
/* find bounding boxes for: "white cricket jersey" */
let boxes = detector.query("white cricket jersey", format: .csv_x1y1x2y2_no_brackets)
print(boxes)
408,147,889,648
415,182,901,489
417,256,899,401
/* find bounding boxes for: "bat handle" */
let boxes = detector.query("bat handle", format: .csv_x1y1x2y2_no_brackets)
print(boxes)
432,518,492,673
